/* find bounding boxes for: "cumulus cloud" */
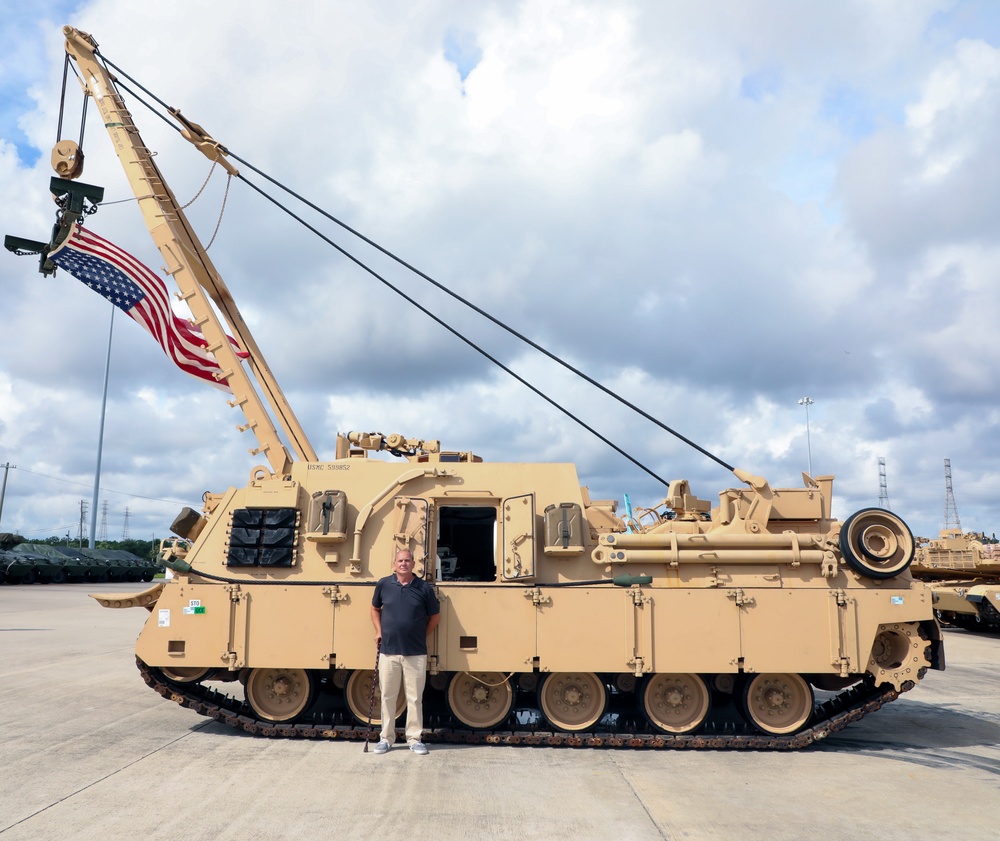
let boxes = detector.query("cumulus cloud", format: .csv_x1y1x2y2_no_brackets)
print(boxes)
2,0,1000,543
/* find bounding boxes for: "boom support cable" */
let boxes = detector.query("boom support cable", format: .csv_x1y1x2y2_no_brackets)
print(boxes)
98,52,735,478
228,153,734,474
238,175,670,487
102,73,669,484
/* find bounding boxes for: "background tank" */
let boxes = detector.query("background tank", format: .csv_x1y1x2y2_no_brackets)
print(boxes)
1,548,41,584
4,541,156,584
912,529,1000,632
78,548,156,582
0,534,42,584
14,543,104,583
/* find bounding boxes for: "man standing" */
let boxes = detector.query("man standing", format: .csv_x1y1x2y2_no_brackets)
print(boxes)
370,549,441,755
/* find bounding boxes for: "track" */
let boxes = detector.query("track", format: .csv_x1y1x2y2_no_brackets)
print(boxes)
937,599,1000,632
138,658,919,750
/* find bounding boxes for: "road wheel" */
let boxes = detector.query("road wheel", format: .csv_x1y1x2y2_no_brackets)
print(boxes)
641,673,711,734
344,669,405,726
245,667,316,723
160,666,212,684
741,673,813,735
538,672,607,732
447,672,514,729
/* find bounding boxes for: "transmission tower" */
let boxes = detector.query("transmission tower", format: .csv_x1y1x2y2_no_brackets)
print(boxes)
98,500,109,542
877,457,890,509
121,506,131,540
943,459,961,531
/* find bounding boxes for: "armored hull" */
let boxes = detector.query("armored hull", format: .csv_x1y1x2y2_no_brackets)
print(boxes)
94,458,942,747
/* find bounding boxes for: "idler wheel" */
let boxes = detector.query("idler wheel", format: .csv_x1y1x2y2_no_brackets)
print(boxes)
245,667,315,723
538,672,607,732
640,673,711,734
741,673,813,735
447,672,514,729
344,668,405,726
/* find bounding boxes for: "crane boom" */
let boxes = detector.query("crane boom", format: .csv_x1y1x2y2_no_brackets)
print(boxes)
60,26,317,475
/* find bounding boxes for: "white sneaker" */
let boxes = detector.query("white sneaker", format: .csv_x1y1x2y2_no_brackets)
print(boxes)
409,741,429,755
373,740,390,754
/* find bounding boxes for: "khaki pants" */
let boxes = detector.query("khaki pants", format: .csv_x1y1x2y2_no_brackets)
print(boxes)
378,653,427,745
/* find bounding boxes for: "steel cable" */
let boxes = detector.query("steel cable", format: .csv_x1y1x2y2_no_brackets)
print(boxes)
97,52,735,480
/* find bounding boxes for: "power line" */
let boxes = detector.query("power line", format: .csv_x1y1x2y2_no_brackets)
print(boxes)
15,523,79,537
8,466,190,506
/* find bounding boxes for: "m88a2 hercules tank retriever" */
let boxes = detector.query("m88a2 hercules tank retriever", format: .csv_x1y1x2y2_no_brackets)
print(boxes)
10,27,943,750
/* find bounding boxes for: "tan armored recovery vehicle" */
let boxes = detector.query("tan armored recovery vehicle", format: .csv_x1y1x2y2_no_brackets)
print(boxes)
19,27,945,749
913,529,1000,632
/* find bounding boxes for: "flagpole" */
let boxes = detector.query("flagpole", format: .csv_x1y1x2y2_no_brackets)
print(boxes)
89,305,114,549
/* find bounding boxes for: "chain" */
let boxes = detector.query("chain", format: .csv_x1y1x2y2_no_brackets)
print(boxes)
179,161,218,209
174,162,231,252
203,173,231,251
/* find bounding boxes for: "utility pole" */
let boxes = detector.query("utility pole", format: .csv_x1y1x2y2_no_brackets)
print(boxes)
78,499,89,547
0,462,13,528
121,506,131,540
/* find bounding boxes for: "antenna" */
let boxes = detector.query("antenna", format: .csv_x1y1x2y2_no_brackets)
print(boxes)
944,459,961,531
878,457,890,509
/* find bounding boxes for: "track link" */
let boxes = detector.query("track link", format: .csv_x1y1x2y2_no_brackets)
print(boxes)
137,658,912,750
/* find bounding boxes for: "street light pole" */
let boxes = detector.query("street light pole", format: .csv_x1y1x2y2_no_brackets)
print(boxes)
798,397,814,475
89,306,115,549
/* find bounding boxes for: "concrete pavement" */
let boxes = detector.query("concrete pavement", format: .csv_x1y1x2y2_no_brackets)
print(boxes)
1,583,998,840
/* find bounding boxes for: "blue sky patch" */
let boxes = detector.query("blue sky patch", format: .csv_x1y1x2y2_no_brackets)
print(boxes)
0,0,84,166
930,0,1000,45
444,27,482,83
740,66,783,101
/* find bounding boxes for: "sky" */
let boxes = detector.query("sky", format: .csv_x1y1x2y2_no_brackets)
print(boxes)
1,0,1000,545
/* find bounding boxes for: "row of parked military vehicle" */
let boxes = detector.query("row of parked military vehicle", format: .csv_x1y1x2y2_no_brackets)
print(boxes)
0,539,159,585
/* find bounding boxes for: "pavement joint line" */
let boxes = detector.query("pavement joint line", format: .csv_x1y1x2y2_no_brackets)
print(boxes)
610,751,671,840
0,719,213,835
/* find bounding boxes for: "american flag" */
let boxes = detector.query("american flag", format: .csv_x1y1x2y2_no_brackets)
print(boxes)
49,224,247,391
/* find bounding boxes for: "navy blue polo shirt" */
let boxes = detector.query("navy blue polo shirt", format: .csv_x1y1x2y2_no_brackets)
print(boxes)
372,574,440,656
